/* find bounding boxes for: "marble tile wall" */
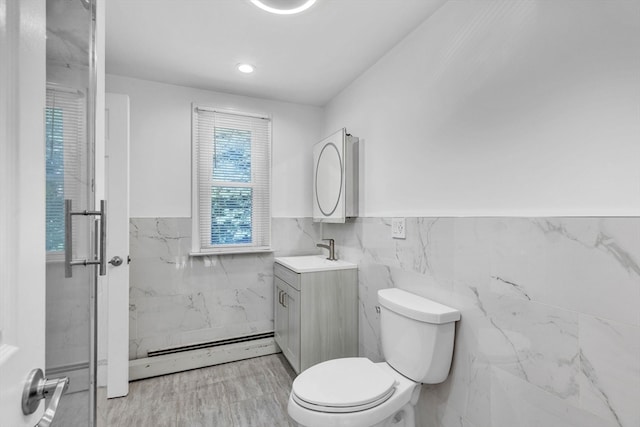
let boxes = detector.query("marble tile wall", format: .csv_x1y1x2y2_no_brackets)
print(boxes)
128,217,322,360
323,217,640,427
129,215,639,426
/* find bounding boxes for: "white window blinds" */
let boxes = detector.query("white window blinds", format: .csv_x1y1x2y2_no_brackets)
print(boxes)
45,87,86,253
192,106,271,254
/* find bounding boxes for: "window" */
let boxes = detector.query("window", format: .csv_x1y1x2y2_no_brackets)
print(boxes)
45,88,85,254
192,106,271,254
46,106,65,251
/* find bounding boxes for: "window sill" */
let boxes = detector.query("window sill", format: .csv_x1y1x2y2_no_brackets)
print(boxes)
190,247,273,257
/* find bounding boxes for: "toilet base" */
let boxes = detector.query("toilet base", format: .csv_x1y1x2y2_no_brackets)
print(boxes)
290,402,415,427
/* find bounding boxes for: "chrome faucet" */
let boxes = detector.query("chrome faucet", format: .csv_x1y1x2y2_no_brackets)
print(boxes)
317,238,337,261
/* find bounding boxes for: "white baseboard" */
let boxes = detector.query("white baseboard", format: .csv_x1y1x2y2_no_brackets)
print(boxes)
46,363,90,394
129,337,278,381
97,358,107,388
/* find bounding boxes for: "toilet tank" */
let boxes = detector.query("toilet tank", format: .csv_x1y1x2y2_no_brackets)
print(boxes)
378,288,460,384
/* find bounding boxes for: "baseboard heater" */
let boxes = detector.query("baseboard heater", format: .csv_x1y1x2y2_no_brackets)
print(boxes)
129,332,279,381
147,332,275,357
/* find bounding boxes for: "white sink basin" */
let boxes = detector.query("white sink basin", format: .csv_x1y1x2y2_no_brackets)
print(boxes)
275,255,357,273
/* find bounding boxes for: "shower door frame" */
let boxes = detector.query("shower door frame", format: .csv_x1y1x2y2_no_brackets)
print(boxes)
44,0,101,425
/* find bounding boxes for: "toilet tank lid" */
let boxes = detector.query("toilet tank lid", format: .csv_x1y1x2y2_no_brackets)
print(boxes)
378,288,460,324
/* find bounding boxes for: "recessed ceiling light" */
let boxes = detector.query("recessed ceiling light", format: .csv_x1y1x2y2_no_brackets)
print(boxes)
250,0,317,15
237,63,255,74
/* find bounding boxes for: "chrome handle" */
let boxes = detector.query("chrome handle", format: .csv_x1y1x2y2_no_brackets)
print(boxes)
99,199,106,276
64,199,73,278
22,368,69,426
94,218,100,272
278,290,288,307
64,199,107,277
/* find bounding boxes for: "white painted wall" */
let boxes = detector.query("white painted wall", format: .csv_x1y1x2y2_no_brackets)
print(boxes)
324,0,640,217
106,75,324,218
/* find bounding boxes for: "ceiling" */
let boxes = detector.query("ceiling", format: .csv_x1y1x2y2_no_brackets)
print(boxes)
105,0,447,106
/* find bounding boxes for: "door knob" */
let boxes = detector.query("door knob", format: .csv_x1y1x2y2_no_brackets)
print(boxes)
108,256,123,266
22,368,69,426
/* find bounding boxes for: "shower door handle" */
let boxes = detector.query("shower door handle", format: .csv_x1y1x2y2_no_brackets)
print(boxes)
64,199,107,277
99,199,106,275
22,368,69,427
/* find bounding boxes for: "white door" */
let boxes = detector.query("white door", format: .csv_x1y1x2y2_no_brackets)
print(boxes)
104,93,130,398
0,0,48,425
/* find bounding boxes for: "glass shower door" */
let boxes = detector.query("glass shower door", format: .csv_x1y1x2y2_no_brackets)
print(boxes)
45,0,98,425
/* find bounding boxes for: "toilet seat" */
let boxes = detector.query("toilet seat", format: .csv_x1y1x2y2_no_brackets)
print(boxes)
291,358,397,413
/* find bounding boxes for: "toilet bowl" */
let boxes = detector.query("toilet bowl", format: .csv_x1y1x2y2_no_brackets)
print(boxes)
288,358,421,427
287,288,460,427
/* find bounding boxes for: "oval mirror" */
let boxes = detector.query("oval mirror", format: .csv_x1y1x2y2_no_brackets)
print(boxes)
315,142,343,216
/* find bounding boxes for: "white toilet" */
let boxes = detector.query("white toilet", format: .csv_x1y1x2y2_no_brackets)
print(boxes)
287,287,460,427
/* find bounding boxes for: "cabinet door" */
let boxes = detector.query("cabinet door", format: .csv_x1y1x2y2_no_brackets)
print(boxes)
285,285,301,373
274,278,288,353
299,270,359,372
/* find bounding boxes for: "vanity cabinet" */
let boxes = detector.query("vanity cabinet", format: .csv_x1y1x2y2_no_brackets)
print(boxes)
274,259,358,374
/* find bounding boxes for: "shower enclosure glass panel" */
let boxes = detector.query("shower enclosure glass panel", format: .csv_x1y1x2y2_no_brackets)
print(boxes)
45,0,97,425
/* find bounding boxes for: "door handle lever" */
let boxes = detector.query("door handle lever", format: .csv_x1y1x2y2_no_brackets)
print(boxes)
22,368,69,426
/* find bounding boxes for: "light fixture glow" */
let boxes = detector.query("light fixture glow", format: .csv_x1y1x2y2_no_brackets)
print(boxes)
237,63,255,74
250,0,317,15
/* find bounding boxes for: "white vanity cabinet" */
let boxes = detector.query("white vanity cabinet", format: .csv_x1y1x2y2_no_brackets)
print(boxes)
274,256,358,374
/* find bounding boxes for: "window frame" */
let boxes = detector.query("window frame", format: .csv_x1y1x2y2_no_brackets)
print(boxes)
190,104,273,256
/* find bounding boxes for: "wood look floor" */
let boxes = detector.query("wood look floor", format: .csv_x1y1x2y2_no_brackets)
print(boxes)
51,390,89,426
104,354,297,427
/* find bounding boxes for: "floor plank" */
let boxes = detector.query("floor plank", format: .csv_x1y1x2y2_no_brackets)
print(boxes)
103,353,297,427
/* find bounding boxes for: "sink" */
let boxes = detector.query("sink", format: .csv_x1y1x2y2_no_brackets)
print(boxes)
274,255,357,273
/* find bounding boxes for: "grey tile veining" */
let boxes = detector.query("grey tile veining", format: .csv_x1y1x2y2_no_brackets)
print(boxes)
325,216,640,427
129,217,322,359
103,354,296,427
489,217,640,325
578,314,640,427
127,215,639,427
